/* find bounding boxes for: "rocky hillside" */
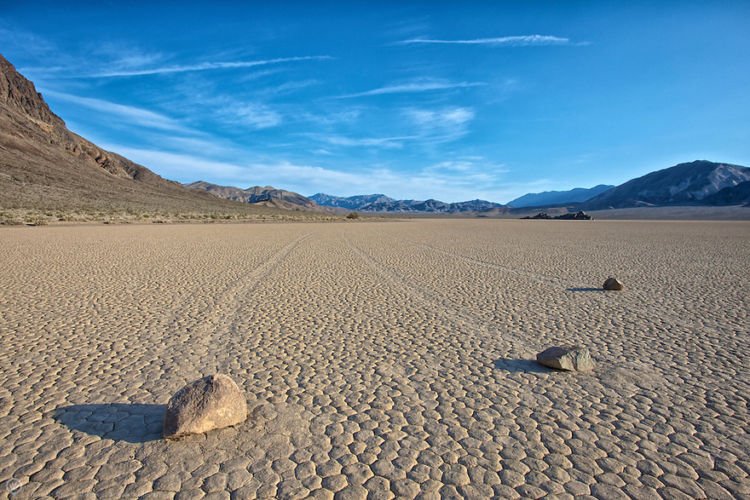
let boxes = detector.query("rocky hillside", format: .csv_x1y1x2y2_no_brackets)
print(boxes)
700,181,750,206
583,161,750,209
186,181,319,211
0,53,285,220
508,184,614,208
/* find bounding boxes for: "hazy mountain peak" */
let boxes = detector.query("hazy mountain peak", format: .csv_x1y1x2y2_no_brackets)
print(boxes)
508,184,614,208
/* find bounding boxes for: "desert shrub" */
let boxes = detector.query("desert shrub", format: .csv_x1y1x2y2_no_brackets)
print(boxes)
346,212,360,219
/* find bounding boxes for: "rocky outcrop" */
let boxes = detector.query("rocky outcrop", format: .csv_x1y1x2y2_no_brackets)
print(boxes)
0,54,65,128
603,277,624,291
536,346,595,372
163,374,248,439
521,211,592,220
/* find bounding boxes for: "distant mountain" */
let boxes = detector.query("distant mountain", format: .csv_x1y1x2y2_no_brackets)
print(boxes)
508,184,614,208
310,193,505,213
0,53,275,216
187,181,318,211
701,180,750,206
583,161,750,209
309,193,394,210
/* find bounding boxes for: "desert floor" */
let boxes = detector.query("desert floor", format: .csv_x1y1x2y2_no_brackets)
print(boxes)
0,220,748,499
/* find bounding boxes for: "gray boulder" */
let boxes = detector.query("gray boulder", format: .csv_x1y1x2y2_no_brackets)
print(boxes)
603,277,624,291
163,374,247,439
536,346,595,372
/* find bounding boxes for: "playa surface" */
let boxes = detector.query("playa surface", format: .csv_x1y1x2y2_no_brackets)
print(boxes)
0,220,748,499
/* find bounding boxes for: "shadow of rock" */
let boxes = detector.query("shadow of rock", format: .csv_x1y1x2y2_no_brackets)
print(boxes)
54,403,165,443
494,358,553,374
566,287,604,293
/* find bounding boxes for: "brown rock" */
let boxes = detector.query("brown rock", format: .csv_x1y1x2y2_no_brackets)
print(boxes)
163,374,247,439
536,346,595,372
603,277,624,291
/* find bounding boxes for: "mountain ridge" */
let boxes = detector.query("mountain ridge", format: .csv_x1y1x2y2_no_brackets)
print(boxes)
309,193,505,213
186,181,320,211
508,184,614,208
583,160,750,209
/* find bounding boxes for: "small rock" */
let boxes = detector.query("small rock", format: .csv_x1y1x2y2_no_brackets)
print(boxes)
163,374,247,439
603,277,624,291
536,346,595,372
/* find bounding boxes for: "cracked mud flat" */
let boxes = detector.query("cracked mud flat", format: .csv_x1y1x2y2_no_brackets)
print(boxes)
0,220,748,499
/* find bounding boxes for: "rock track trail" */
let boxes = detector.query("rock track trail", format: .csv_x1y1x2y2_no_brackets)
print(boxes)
0,220,747,499
344,236,534,359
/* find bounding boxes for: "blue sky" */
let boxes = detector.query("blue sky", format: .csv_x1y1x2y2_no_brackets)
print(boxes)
2,1,749,202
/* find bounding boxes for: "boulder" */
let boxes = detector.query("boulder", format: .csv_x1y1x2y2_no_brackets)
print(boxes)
163,374,247,439
603,277,624,291
536,346,595,372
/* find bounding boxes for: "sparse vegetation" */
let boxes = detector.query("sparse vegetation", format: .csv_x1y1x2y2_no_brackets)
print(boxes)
0,207,341,226
346,212,360,219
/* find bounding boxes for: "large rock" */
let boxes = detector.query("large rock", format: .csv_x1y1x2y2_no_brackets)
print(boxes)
603,277,624,291
536,346,595,372
163,374,247,439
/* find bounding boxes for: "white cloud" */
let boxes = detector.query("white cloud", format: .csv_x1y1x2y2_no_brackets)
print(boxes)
298,108,362,126
310,134,419,149
41,90,195,134
220,102,283,129
104,146,364,190
398,35,571,46
336,79,484,98
85,55,333,78
99,144,553,203
403,106,475,143
406,107,474,126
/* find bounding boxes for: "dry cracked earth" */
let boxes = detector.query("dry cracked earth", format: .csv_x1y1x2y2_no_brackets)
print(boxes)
0,220,748,499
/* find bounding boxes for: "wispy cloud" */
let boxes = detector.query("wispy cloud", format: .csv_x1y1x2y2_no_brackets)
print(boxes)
405,107,474,127
100,144,539,203
218,102,283,129
298,108,363,127
401,106,475,144
103,145,365,190
313,134,418,149
336,79,484,98
91,55,332,78
73,55,332,78
397,35,572,46
41,90,195,134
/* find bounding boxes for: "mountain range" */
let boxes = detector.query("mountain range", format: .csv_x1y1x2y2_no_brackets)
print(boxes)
186,181,319,211
309,162,750,213
309,194,504,213
1,52,748,221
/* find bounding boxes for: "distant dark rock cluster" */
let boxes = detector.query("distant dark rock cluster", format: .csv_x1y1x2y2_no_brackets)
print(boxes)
521,211,592,220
